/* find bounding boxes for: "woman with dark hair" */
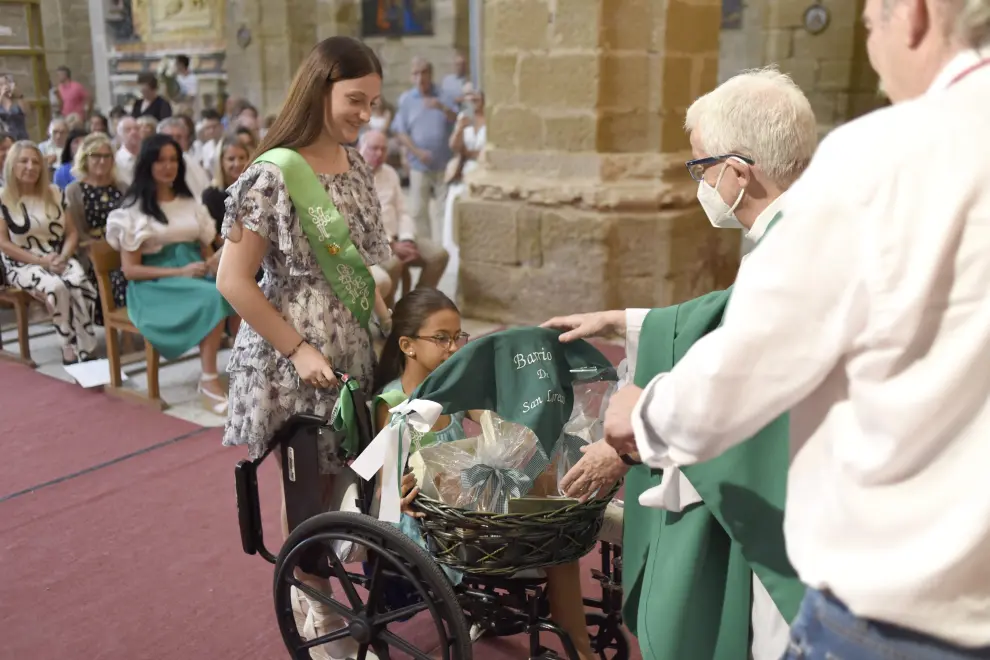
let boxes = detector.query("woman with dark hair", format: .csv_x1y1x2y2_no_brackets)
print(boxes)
53,128,88,189
131,72,172,121
105,133,234,412
216,35,390,660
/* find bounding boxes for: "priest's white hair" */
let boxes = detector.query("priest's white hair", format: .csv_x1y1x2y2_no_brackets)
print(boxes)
685,67,818,188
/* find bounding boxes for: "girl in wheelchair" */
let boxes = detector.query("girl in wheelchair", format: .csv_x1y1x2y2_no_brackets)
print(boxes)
361,288,598,660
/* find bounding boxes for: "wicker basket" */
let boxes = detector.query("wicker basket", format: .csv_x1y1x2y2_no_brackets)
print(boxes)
411,489,616,576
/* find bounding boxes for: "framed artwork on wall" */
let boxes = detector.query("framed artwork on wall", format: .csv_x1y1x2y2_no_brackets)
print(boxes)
361,0,434,37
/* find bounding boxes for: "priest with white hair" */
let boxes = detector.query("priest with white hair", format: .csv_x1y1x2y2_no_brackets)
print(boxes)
576,0,990,657
545,66,818,659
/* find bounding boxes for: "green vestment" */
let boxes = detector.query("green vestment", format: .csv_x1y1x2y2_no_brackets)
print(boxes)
622,213,805,659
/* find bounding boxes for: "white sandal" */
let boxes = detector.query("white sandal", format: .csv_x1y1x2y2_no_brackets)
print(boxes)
197,373,228,415
302,601,379,660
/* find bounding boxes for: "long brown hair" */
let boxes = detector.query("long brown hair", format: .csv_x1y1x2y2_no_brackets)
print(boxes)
256,37,382,155
373,289,459,394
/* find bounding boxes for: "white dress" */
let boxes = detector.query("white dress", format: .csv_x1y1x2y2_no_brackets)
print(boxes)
442,119,486,298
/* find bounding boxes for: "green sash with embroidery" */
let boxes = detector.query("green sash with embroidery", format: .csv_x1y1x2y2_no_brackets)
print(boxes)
254,148,375,329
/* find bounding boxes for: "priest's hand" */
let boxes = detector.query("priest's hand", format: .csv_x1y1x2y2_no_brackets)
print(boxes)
559,440,628,502
541,310,625,343
604,384,643,455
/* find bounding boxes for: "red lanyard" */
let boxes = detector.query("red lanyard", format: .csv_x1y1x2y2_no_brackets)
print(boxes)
948,58,990,87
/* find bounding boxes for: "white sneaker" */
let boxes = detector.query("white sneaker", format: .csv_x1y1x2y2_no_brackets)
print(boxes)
302,606,379,660
469,623,485,642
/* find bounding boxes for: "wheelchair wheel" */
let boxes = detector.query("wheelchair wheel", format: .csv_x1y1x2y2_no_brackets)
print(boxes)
585,612,629,660
274,511,473,660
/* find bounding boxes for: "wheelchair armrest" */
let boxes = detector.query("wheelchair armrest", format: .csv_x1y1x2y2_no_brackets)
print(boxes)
264,413,330,454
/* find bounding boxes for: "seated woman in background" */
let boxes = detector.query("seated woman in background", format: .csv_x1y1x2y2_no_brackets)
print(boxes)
0,140,98,363
106,134,235,413
201,135,249,240
65,132,128,319
54,128,88,190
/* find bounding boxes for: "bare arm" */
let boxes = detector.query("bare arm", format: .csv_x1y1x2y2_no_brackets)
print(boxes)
449,120,466,153
395,132,419,154
59,209,79,260
215,228,303,356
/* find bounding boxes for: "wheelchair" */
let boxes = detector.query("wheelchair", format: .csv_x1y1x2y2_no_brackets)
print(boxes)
234,372,629,660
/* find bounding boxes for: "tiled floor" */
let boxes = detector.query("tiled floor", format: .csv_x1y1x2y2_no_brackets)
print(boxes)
0,313,506,428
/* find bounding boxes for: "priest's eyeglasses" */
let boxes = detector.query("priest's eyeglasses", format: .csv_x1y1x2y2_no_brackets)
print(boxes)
411,332,471,350
685,154,755,182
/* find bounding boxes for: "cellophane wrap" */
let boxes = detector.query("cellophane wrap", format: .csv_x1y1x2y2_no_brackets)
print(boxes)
418,411,541,512
547,378,618,496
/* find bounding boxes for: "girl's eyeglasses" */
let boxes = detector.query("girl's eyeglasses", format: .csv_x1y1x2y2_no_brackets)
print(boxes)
411,332,470,350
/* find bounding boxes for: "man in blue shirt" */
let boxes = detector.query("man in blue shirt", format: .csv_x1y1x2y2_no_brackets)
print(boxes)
391,57,457,241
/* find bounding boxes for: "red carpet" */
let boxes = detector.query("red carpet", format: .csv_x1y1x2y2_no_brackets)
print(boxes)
0,339,640,660
0,362,206,498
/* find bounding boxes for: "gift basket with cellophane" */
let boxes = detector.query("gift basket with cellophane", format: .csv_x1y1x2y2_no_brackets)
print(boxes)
352,327,620,576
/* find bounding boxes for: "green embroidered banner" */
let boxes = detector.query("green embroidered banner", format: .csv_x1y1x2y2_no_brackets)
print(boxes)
409,327,617,457
254,148,375,329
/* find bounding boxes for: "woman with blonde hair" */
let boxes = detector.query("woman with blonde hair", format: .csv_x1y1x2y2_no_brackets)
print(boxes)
0,140,98,363
66,132,129,315
216,35,390,660
201,135,249,237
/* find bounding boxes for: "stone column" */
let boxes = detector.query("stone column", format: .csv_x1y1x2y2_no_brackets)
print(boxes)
225,0,306,116
720,0,885,134
41,0,96,91
457,0,740,324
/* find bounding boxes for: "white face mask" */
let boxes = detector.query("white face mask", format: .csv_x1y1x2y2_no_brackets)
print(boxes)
697,161,745,229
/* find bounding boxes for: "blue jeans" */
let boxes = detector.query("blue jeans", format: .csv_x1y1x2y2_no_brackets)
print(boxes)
783,589,990,659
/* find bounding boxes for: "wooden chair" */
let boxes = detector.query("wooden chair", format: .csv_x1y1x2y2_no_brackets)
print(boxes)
89,239,166,410
0,270,37,367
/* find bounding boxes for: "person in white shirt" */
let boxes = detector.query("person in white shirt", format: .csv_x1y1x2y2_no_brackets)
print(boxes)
114,116,141,186
588,0,990,657
192,108,223,173
174,55,198,104
38,117,68,168
545,68,817,660
157,116,211,199
359,129,449,304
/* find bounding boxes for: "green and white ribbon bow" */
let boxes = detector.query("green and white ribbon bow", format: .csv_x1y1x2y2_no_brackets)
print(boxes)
352,398,442,523
460,464,533,514
329,378,362,458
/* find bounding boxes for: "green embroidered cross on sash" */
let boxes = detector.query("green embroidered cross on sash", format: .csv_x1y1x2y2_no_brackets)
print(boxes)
254,148,376,329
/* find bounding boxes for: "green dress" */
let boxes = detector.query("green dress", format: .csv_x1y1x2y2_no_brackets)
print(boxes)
105,198,233,361
622,214,805,659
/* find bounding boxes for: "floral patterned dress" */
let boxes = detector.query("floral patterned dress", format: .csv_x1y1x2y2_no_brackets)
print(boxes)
221,147,391,472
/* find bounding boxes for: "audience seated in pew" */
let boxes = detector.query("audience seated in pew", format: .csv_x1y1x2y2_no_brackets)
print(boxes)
65,132,128,324
106,134,236,414
0,140,99,364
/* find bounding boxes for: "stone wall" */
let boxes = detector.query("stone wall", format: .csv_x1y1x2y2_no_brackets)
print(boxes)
0,2,53,139
718,0,885,132
456,0,740,324
225,0,467,119
41,0,95,92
